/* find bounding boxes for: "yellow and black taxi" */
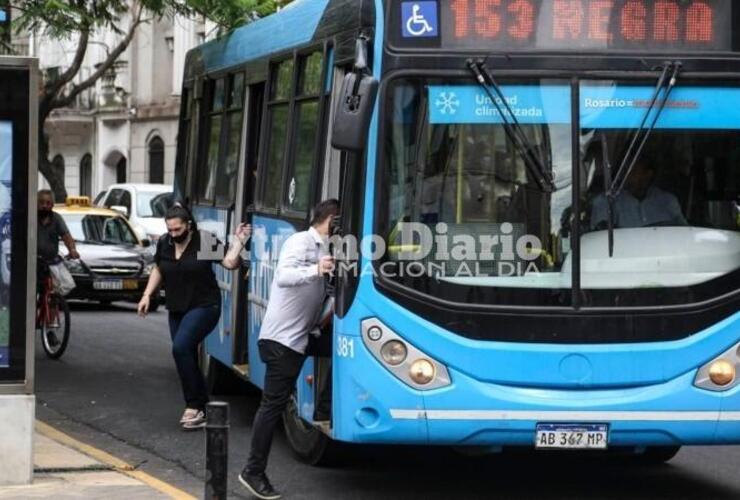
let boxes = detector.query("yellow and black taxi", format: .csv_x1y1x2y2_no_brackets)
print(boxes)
55,196,160,310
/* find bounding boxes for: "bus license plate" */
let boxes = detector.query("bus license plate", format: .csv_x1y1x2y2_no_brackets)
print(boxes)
93,280,123,290
535,423,608,450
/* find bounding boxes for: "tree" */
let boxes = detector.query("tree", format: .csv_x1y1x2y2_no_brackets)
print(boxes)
9,0,281,199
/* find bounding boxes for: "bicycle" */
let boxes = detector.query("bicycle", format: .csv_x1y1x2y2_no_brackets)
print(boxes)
36,258,71,359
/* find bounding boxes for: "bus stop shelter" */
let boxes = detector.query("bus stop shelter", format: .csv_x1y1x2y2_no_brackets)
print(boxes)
0,56,38,485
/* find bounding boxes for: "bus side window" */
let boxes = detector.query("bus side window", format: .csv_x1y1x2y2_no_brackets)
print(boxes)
322,63,346,201
243,82,265,211
174,86,194,199
196,78,226,203
214,73,245,206
259,59,294,210
286,50,325,214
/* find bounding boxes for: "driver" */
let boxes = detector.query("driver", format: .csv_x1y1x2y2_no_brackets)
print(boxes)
590,160,687,230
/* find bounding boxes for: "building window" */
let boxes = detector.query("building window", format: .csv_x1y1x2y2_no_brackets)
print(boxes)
148,136,165,184
116,157,127,183
79,154,92,197
52,155,65,187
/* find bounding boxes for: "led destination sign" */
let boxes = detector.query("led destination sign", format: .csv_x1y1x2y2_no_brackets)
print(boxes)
396,0,735,52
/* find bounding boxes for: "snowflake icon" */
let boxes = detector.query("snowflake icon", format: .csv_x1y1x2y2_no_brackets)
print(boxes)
435,92,460,115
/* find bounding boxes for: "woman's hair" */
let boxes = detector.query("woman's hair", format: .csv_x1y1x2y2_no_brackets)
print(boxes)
165,203,198,231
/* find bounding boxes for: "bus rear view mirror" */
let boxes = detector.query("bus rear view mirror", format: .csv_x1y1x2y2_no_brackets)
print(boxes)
331,72,378,152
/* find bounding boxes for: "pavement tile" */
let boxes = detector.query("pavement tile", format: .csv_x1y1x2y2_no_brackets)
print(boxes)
0,472,170,499
0,426,185,500
34,434,102,470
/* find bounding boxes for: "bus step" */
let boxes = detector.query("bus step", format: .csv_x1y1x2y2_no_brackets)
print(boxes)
233,364,249,378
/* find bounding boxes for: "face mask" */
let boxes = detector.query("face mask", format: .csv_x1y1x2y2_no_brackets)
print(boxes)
171,229,190,244
38,209,52,219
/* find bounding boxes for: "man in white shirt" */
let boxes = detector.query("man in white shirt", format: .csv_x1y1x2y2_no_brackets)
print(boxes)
239,199,338,500
591,160,687,230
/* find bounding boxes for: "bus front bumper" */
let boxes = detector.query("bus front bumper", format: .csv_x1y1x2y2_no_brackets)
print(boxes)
332,340,740,447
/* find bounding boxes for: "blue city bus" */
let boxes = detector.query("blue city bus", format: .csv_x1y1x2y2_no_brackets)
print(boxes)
175,0,740,463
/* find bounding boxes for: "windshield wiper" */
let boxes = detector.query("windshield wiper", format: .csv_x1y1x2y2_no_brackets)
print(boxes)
602,61,681,256
599,132,615,256
467,59,555,192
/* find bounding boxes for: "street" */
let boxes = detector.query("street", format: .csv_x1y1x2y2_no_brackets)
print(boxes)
35,302,740,500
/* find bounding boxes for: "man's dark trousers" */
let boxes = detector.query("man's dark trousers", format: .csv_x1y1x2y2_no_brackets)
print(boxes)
246,339,306,474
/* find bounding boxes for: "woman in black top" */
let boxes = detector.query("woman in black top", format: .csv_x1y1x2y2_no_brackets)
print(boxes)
137,205,250,430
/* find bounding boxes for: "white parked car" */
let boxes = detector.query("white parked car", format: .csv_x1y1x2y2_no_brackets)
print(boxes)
96,183,173,242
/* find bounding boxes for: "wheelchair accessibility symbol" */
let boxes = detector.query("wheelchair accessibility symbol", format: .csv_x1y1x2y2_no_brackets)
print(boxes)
402,2,438,38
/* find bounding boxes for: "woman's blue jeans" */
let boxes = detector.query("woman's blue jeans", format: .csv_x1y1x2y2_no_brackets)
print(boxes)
168,305,220,411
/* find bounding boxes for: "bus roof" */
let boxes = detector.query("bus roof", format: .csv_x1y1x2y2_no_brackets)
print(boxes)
186,0,374,76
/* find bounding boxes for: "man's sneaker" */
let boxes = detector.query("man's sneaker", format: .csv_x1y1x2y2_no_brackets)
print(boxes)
181,410,206,431
238,471,281,500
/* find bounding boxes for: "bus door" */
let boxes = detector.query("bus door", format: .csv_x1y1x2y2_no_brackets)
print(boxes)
310,61,347,424
196,73,248,374
232,81,265,371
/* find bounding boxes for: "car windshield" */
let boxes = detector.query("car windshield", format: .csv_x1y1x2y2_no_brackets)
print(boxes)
380,77,740,308
62,214,139,246
136,191,172,218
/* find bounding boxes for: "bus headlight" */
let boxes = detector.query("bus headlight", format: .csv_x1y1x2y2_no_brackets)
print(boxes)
709,360,736,387
380,340,407,366
695,342,740,391
409,359,435,385
362,318,451,391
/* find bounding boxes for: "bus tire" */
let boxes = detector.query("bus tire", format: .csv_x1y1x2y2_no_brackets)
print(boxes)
636,446,682,464
283,391,341,466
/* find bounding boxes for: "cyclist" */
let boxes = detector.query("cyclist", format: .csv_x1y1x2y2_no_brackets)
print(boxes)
37,189,79,345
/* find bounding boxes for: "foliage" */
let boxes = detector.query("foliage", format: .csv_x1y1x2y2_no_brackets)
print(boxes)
12,0,282,37
7,0,285,198
187,0,281,31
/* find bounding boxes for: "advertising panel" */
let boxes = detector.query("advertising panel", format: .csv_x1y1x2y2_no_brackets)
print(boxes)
0,121,9,368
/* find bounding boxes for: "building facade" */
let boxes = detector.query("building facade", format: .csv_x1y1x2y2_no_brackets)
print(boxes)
18,11,212,198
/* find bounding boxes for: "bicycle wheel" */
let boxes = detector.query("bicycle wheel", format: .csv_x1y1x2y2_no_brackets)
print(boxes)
41,293,70,359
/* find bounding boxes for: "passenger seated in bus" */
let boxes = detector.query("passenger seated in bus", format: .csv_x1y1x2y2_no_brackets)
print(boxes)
590,159,687,230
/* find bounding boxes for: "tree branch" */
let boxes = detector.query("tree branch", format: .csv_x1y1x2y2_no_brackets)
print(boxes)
40,27,90,117
47,5,144,111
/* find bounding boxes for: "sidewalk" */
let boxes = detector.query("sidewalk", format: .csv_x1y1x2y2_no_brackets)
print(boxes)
0,421,196,499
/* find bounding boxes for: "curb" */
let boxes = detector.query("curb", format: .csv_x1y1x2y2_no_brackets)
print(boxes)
35,420,197,500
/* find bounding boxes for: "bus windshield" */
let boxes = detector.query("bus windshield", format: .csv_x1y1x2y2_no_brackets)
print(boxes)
381,77,575,307
579,81,740,306
380,77,740,308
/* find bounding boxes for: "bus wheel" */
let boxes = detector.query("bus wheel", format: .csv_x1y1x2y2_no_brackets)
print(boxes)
635,446,682,464
283,392,340,466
